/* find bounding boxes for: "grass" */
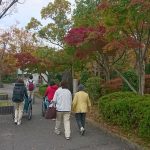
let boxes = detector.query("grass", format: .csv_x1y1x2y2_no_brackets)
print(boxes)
0,100,13,107
0,92,8,95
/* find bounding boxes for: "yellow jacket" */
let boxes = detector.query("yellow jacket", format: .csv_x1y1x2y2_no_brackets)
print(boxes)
72,91,91,113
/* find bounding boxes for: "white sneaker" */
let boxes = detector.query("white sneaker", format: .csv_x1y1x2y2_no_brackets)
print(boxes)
65,137,70,140
54,130,60,135
17,121,21,125
14,120,17,125
80,127,85,135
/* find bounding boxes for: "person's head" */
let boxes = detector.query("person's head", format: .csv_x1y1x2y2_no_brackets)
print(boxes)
78,84,84,91
60,80,68,89
50,80,55,86
29,75,33,79
17,78,24,84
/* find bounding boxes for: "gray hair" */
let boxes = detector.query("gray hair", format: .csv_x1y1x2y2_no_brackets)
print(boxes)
78,84,84,91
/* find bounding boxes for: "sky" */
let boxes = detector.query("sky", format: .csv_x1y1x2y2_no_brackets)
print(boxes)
0,0,75,28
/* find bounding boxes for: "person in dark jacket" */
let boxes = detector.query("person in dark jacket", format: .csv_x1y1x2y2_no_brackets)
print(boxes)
12,78,28,125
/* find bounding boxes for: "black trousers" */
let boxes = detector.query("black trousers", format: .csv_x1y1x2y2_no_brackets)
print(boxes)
75,113,86,129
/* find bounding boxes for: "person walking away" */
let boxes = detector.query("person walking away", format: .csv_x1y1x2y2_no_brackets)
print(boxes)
44,80,58,108
26,75,35,102
52,81,72,140
12,78,28,125
72,84,91,135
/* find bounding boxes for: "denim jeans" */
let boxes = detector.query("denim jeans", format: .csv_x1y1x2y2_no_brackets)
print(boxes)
44,97,52,109
75,113,86,129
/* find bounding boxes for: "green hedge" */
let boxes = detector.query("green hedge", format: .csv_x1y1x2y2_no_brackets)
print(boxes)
99,92,150,139
39,84,47,96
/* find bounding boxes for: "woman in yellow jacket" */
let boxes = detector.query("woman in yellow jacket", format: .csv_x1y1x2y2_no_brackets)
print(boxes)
72,84,91,135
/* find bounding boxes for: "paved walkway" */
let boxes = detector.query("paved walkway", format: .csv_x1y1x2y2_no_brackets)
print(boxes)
0,84,140,150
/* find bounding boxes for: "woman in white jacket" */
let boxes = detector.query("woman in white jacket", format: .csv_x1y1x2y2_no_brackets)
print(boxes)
52,81,72,140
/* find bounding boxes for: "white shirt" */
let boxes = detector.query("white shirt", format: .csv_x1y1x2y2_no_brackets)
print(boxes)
52,87,72,111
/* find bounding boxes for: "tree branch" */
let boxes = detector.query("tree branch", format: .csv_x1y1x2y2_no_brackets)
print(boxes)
0,0,18,19
128,25,137,40
142,29,150,62
114,68,137,94
112,50,126,65
0,0,2,5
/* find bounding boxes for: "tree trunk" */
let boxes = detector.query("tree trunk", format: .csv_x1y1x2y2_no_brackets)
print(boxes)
62,70,73,93
104,67,111,81
137,60,145,95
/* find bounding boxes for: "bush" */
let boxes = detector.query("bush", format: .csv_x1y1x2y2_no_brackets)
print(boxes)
145,63,150,74
39,84,47,96
122,70,138,91
144,75,150,94
2,75,16,83
99,92,150,139
101,74,150,95
85,77,101,103
80,70,90,85
102,78,122,95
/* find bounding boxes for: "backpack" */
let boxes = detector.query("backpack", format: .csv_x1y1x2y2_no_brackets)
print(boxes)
28,80,34,91
12,86,24,102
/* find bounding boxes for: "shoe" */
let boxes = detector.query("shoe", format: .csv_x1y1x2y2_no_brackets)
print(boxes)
52,118,56,121
14,119,17,125
54,130,60,135
65,137,70,140
80,127,85,135
17,121,21,125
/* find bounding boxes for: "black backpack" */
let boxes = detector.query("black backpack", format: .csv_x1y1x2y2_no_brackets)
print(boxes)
12,86,24,102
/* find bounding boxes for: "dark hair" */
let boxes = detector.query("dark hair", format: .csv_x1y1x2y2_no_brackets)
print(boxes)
29,75,33,79
61,81,68,89
50,80,55,86
17,78,24,84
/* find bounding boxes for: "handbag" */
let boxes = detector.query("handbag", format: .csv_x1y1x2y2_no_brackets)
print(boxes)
45,106,56,119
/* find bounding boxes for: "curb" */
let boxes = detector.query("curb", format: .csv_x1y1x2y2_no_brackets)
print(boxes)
86,117,144,150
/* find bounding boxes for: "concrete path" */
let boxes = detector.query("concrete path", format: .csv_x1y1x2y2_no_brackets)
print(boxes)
0,84,140,150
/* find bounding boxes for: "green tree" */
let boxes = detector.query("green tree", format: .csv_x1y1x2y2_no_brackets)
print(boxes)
98,0,150,95
26,0,72,49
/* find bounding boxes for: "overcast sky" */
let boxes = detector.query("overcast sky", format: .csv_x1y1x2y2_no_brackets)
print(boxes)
0,0,75,28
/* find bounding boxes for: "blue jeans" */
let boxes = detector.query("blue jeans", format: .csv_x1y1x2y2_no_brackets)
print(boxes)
75,113,86,129
44,97,52,109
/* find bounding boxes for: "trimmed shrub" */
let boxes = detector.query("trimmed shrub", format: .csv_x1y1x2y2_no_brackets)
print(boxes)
99,92,150,139
145,63,150,74
101,75,150,94
144,75,150,94
102,78,122,94
85,77,101,103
